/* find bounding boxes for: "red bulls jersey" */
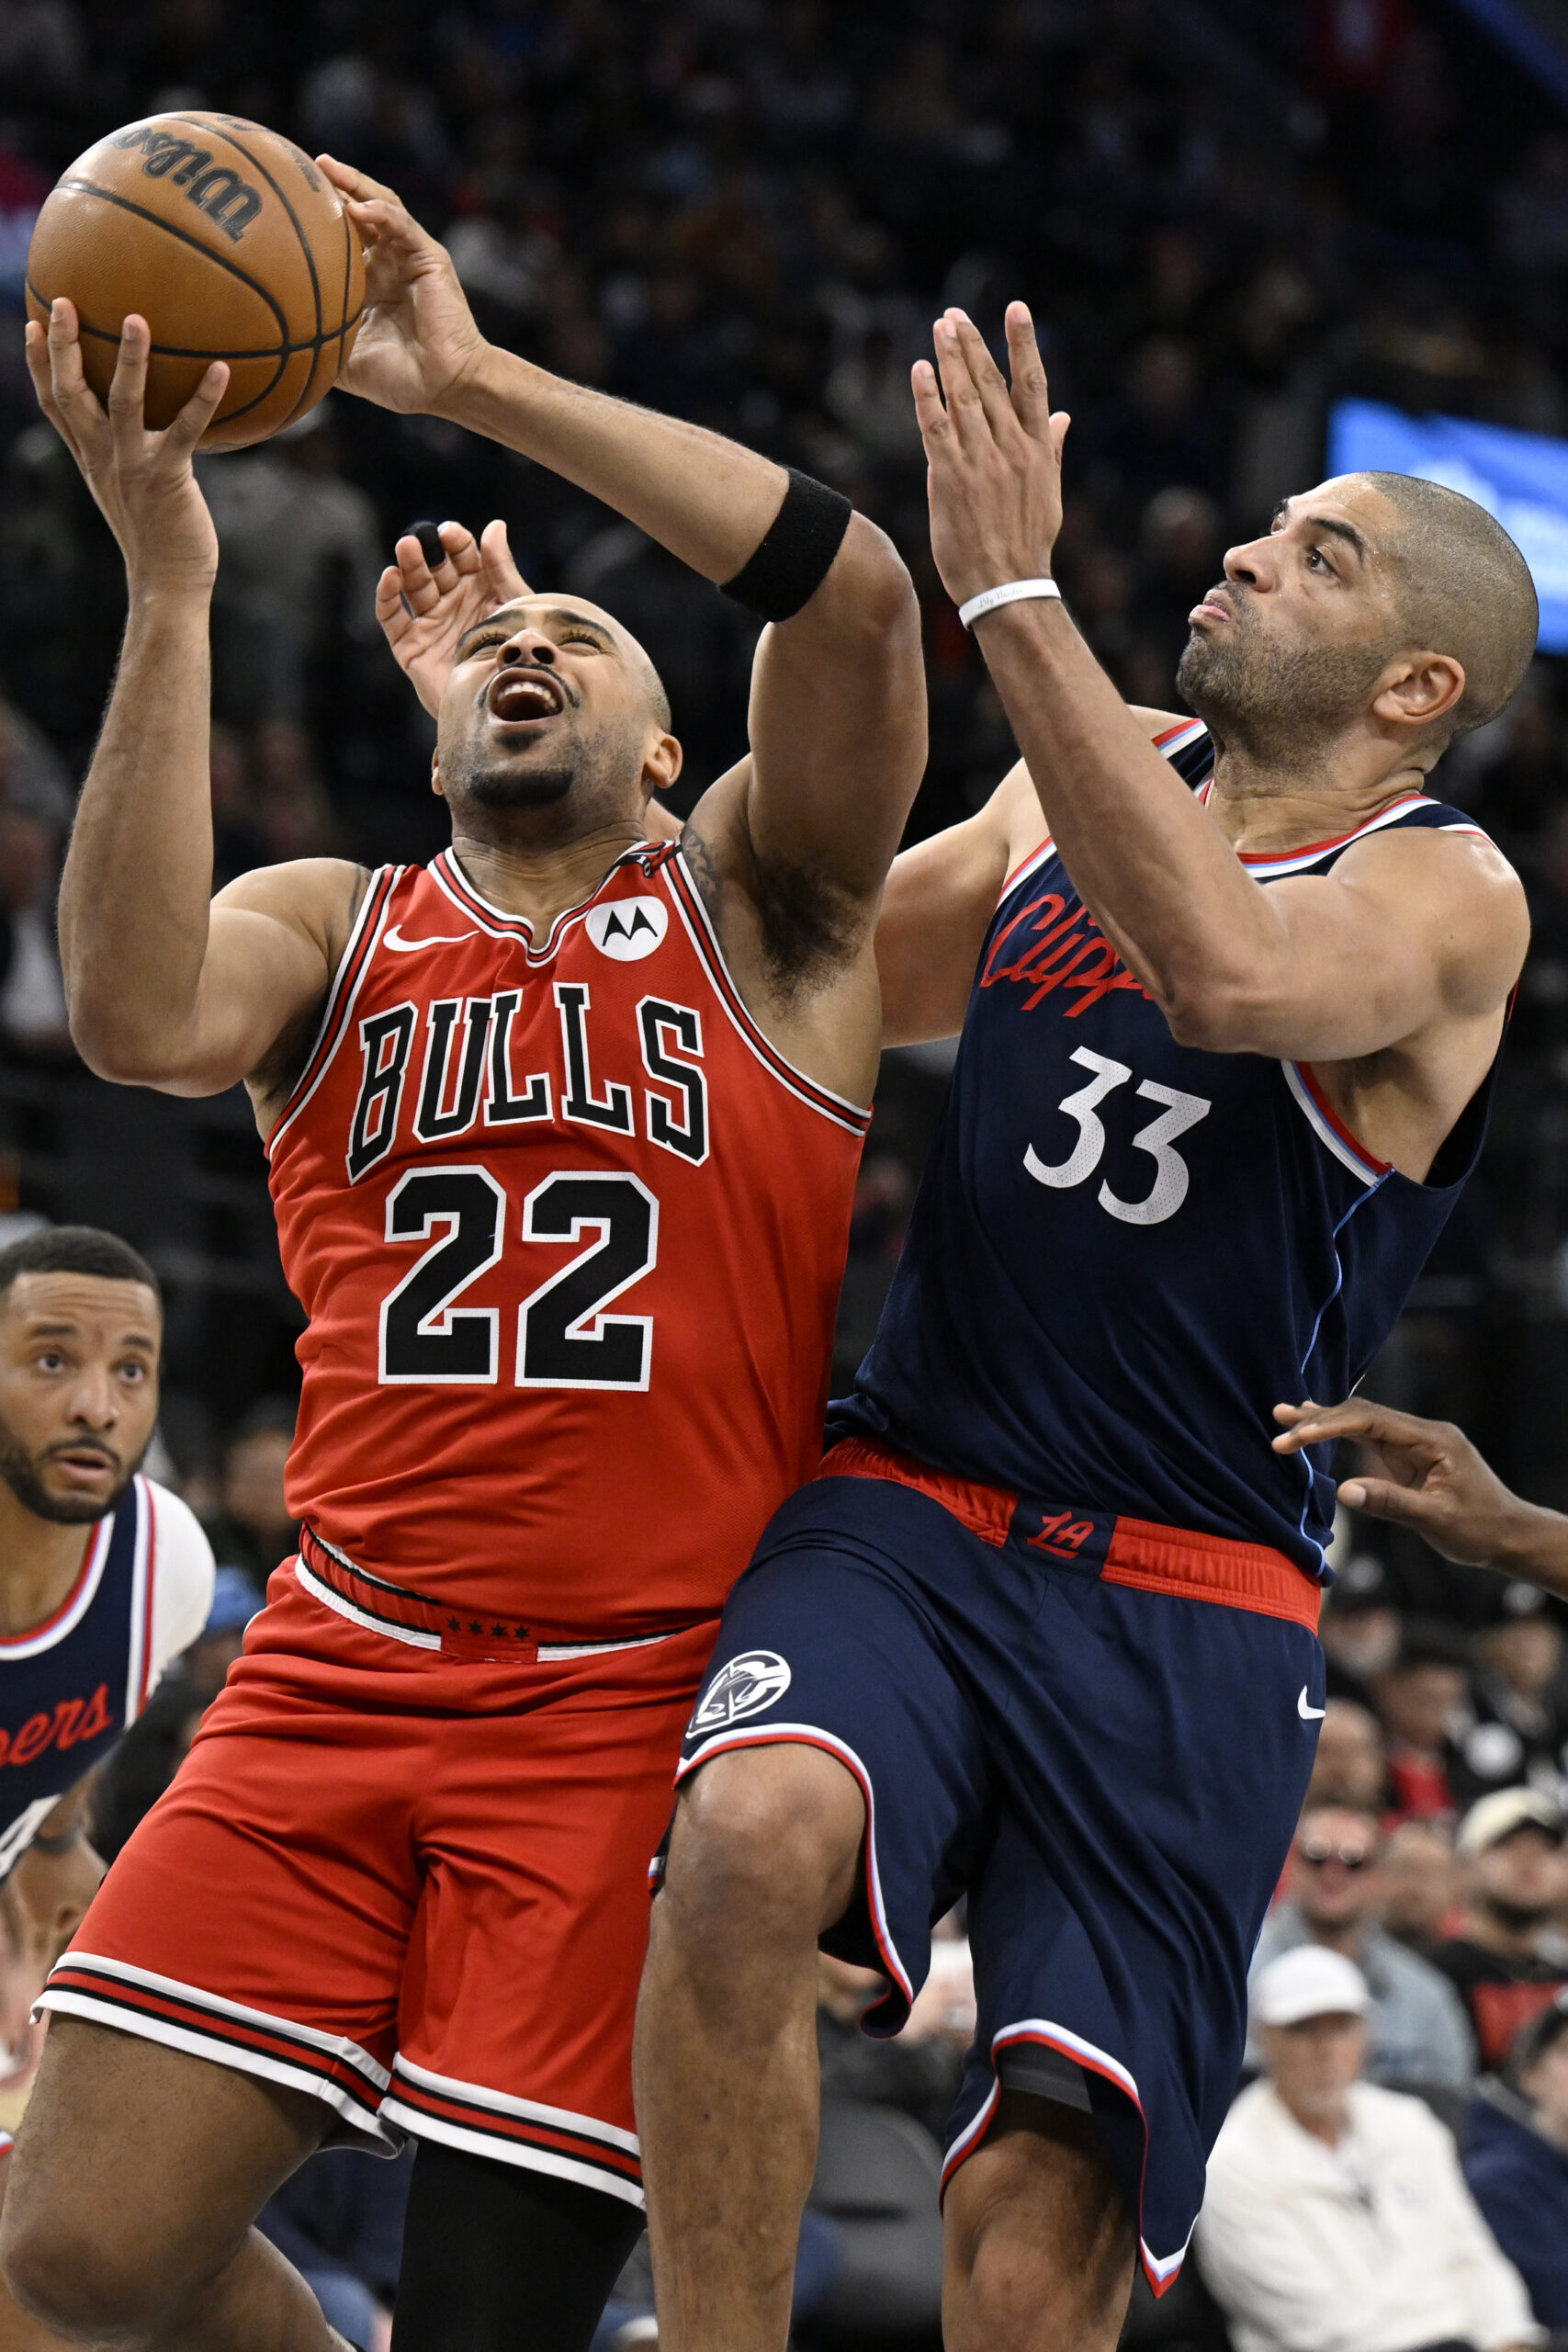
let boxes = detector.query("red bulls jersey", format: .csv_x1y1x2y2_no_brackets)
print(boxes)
267,840,868,1635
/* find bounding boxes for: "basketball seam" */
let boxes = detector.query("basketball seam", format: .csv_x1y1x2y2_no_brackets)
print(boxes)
27,287,367,363
50,177,291,338
171,116,326,432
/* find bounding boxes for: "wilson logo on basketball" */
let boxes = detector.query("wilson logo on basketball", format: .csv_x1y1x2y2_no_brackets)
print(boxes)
111,126,262,243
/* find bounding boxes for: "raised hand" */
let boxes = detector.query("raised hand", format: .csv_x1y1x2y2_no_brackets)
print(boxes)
1270,1396,1549,1569
910,301,1070,614
23,301,227,595
317,156,487,418
377,518,531,717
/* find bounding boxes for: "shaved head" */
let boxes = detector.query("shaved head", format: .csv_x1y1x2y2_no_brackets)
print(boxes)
1363,471,1538,742
1179,469,1539,773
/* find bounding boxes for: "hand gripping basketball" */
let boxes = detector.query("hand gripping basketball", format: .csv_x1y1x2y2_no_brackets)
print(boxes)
317,157,488,419
24,300,226,595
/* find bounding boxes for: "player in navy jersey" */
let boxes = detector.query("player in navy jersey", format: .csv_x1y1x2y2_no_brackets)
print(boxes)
0,1227,210,2352
635,307,1541,2352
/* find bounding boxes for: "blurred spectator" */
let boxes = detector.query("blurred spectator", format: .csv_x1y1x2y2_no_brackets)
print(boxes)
198,403,381,729
1250,1803,1473,2088
0,694,71,833
1371,1621,1473,1822
815,1927,969,2147
197,1399,299,1599
1319,1566,1402,1708
1307,1697,1391,1812
209,725,268,890
0,806,67,1060
250,722,342,865
1382,1819,1464,1954
1430,1792,1568,2071
1452,1596,1568,1814
1202,1945,1542,2352
1472,692,1568,858
259,2144,412,2352
1465,1993,1568,2330
185,1567,262,1702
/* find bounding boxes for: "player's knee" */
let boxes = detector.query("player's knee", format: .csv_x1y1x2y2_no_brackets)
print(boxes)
942,2099,1135,2350
1,2190,182,2341
667,1746,865,1945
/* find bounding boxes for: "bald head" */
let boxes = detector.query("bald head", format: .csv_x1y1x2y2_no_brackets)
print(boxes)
1361,471,1538,742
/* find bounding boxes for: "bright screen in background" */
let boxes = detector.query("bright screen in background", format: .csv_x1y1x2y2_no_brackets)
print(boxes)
1328,398,1568,654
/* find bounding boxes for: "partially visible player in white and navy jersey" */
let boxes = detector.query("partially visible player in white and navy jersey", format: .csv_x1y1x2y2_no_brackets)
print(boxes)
0,1227,212,2079
639,306,1543,2352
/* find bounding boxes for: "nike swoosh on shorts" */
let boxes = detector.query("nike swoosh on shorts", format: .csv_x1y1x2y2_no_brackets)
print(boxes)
1297,1688,1326,1721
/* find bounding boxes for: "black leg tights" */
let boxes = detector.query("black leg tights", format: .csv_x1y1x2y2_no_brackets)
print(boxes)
390,2141,647,2352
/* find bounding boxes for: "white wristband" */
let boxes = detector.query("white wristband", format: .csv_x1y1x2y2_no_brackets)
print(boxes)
957,577,1062,629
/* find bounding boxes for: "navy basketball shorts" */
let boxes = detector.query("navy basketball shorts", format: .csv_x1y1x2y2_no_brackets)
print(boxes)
676,1437,1324,2295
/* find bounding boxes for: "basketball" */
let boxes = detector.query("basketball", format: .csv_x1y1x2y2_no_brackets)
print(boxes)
25,114,365,451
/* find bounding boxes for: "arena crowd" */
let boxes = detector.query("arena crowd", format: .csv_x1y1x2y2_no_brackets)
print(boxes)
2,1,1568,2346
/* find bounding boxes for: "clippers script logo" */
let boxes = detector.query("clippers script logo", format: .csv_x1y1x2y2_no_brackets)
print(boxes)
587,897,668,961
691,1650,792,1733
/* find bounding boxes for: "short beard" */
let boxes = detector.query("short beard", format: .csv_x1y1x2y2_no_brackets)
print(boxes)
1177,597,1393,776
0,1414,136,1525
1483,1894,1557,1936
451,754,577,809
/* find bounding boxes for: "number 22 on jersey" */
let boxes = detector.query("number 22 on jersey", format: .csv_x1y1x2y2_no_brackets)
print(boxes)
379,1167,659,1391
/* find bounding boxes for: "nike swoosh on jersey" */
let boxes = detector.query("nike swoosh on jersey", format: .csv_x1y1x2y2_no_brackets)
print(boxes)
1297,1688,1326,1720
383,926,479,953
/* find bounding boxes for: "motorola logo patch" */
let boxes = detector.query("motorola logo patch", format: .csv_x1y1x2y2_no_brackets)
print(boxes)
587,898,668,961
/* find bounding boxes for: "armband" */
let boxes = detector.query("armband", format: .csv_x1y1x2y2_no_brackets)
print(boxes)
722,470,853,623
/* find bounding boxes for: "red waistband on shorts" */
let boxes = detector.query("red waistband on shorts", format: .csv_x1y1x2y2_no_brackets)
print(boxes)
295,1527,707,1663
816,1437,1321,1633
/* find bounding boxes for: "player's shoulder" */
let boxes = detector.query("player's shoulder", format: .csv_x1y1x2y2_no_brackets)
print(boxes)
213,857,373,957
142,1479,218,1677
144,1477,211,1552
1335,806,1528,956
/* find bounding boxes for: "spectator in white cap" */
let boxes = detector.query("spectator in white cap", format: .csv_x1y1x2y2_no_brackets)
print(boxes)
1201,1945,1542,2352
1249,1803,1473,2089
1430,1789,1568,2071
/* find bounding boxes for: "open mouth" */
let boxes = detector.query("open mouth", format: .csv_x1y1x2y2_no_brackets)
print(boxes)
488,669,567,724
51,1447,117,1483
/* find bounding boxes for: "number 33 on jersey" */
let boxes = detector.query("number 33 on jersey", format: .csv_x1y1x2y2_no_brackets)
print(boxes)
266,842,867,1637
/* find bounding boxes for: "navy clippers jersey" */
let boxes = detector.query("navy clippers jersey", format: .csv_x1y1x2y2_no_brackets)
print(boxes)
0,1476,163,1879
833,725,1500,1579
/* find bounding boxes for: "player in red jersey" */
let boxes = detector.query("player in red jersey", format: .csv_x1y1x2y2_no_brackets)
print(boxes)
0,164,923,2352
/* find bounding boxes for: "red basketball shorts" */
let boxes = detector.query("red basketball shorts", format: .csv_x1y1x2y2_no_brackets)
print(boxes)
40,1563,717,2206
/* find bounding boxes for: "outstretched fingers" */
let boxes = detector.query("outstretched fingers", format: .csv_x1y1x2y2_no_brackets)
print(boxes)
479,518,531,604
316,154,400,210
910,356,950,452
105,312,152,445
1269,1396,1437,1457
1004,302,1055,438
375,565,412,638
931,313,990,448
389,530,457,618
945,310,1020,442
161,360,230,457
